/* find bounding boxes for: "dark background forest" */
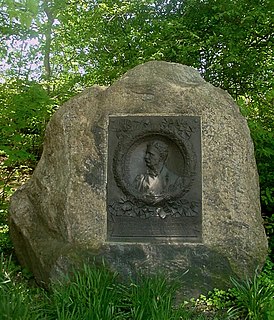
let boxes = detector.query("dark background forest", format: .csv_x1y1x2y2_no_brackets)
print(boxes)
0,0,273,261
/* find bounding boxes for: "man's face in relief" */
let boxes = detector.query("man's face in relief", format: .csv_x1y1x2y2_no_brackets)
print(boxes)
144,146,162,171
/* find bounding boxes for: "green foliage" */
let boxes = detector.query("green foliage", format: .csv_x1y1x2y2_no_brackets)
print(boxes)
227,268,274,320
0,185,13,256
3,0,272,97
249,120,274,214
41,265,233,320
42,264,127,320
0,254,274,320
195,288,234,313
0,253,42,319
180,0,273,97
238,89,274,216
260,258,274,288
0,80,55,167
127,274,180,320
0,80,54,248
188,261,274,320
1,0,38,28
0,164,33,256
0,224,13,255
264,214,274,260
238,89,274,262
266,299,274,320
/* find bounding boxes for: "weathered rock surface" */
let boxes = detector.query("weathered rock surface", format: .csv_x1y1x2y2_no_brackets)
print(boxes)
9,61,268,297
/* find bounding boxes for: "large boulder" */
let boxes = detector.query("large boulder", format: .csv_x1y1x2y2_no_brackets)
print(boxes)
9,61,268,298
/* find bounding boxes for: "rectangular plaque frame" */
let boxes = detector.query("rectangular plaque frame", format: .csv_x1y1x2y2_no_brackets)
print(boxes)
107,115,202,242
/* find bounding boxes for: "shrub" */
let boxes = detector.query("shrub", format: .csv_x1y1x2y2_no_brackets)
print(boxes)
227,268,274,320
0,80,56,168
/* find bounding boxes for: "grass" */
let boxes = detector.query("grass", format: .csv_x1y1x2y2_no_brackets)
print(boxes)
0,253,233,320
0,254,41,320
227,266,274,320
126,274,181,320
1,251,273,320
43,263,127,320
1,168,273,319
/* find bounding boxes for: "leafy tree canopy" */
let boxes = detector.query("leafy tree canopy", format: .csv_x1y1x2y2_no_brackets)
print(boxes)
0,0,273,213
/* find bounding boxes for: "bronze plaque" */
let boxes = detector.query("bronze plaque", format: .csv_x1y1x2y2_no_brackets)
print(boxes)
107,115,202,242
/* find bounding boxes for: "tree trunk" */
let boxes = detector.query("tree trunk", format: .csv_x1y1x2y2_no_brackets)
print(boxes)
43,0,54,92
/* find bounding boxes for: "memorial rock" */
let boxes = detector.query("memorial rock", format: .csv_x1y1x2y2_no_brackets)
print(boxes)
9,61,268,298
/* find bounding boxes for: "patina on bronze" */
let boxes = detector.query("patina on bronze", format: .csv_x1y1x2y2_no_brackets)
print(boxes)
107,115,202,242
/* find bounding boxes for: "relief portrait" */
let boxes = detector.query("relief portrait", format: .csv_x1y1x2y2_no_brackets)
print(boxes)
133,140,184,204
107,116,201,241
